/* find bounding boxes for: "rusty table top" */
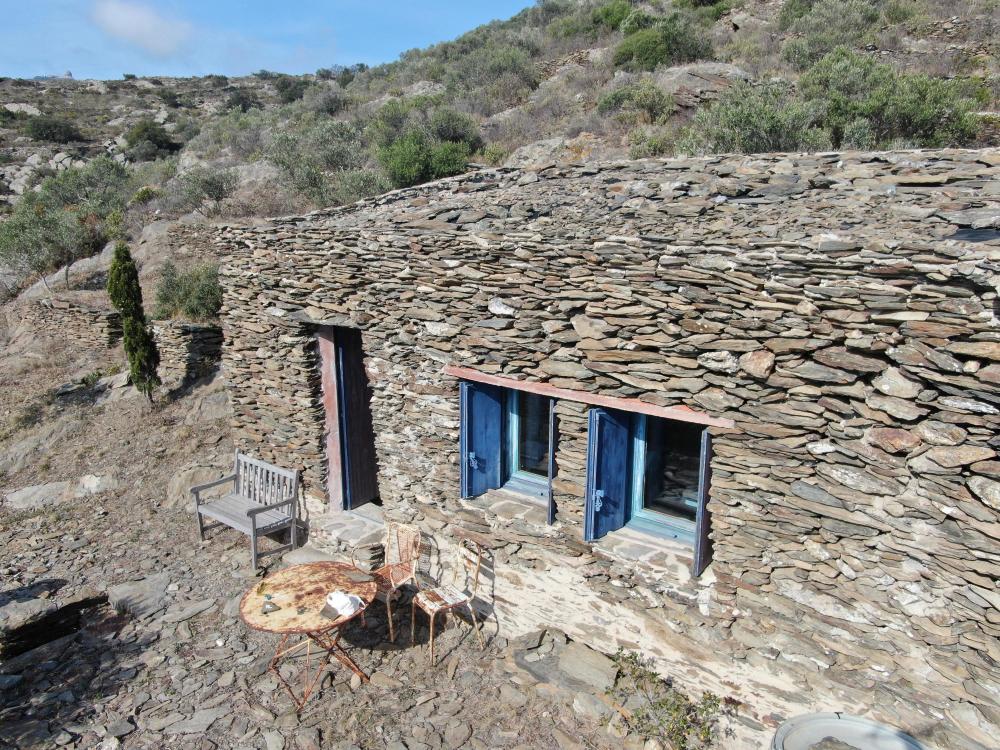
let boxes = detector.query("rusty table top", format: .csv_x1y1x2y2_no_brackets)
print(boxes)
240,562,377,635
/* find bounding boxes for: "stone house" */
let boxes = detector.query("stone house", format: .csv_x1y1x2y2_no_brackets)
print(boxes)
215,149,1000,750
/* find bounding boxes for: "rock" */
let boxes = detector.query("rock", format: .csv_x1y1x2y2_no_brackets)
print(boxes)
4,481,72,510
968,476,1000,510
697,351,739,373
740,349,775,379
570,315,611,340
166,462,230,509
105,720,134,738
557,642,617,692
161,599,215,623
873,367,922,399
923,446,995,469
162,707,231,735
263,731,285,750
498,683,528,708
866,428,920,454
443,723,472,748
572,691,612,721
75,474,118,497
370,671,403,689
107,573,171,618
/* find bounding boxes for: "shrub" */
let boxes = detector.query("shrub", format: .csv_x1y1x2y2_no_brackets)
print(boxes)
131,186,161,204
609,650,725,749
154,260,222,321
482,143,509,166
800,47,979,148
274,76,310,103
629,126,675,158
108,242,160,400
316,67,334,80
613,16,712,71
0,193,82,289
621,9,658,36
205,74,229,87
592,0,632,31
24,115,82,143
778,0,815,29
781,0,880,70
598,80,673,124
429,141,471,180
678,81,831,155
330,169,391,205
178,166,238,213
429,108,483,151
226,88,261,112
123,73,137,80
158,89,181,108
125,119,180,160
254,69,279,79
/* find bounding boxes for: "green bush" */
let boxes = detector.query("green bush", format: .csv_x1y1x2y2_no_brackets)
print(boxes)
24,115,82,143
131,186,161,204
592,0,632,31
429,108,483,151
123,73,137,81
778,0,815,29
620,9,658,36
800,47,979,148
629,126,675,158
781,0,880,70
125,119,180,160
177,166,238,213
226,89,261,112
378,130,471,188
598,80,673,124
613,16,712,71
274,76,310,103
154,260,222,321
678,81,831,155
205,74,229,87
158,89,181,108
429,141,471,180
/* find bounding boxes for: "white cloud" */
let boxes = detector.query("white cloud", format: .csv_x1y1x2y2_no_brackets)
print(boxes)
91,1,193,57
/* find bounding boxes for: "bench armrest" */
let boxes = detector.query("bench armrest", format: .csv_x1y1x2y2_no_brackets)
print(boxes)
191,474,237,494
246,497,296,518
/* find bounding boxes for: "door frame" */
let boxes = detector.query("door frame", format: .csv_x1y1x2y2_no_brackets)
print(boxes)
317,328,345,509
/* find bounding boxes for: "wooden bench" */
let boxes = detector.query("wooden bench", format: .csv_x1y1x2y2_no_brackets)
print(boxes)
192,452,299,568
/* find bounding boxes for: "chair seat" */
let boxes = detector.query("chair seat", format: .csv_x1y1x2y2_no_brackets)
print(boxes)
372,563,414,595
414,585,468,614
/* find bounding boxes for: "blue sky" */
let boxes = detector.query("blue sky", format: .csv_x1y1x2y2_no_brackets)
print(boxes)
0,1,537,80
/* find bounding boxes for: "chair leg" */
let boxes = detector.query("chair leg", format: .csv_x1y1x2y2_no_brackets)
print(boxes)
429,611,436,665
386,594,395,643
410,599,418,645
466,602,485,650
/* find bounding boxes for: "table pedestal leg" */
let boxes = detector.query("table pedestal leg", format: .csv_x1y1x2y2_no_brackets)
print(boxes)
267,628,370,710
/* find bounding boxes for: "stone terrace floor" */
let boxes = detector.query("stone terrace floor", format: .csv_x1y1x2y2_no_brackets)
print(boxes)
0,490,693,750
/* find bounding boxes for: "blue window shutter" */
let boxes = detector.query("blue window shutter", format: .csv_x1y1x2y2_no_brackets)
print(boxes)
692,429,714,577
546,397,556,525
584,407,631,541
459,381,503,498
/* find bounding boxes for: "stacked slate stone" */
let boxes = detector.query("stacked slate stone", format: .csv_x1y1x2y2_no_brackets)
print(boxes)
152,321,223,386
16,298,122,349
214,149,1000,750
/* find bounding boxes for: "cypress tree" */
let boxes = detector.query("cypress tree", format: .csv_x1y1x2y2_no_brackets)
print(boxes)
107,241,161,400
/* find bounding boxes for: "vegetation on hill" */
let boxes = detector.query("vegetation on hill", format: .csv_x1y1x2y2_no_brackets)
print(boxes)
0,0,997,297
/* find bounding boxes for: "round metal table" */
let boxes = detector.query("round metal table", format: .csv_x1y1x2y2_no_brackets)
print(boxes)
240,562,377,709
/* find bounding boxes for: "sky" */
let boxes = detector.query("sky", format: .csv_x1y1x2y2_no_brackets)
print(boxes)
0,1,537,80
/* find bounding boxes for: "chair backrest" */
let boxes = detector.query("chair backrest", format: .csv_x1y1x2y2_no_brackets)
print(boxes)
450,539,485,598
384,521,421,573
234,452,298,505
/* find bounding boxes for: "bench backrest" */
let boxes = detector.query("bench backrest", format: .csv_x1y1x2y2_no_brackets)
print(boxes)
233,452,298,505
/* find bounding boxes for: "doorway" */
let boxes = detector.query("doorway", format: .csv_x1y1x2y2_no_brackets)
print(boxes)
317,326,380,510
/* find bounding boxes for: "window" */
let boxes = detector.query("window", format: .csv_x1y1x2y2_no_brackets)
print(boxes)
459,381,556,520
585,407,714,576
504,390,551,499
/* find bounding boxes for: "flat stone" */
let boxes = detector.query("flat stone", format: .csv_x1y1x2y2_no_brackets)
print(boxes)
924,446,996,469
107,573,171,618
557,641,617,693
4,481,72,510
866,428,920,454
162,707,230,735
872,367,922,399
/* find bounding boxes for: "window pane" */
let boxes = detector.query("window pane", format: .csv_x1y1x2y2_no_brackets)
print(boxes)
643,417,700,522
517,392,549,477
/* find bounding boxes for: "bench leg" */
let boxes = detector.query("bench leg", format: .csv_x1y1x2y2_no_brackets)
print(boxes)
250,526,259,569
290,518,298,550
196,508,206,541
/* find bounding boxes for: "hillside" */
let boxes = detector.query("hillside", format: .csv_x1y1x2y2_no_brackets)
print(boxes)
0,0,998,297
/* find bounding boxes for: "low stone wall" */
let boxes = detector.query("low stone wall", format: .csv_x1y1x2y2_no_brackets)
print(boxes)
152,321,223,386
216,149,1000,750
16,298,121,349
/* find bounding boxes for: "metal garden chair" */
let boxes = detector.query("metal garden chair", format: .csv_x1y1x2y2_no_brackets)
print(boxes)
352,521,421,643
410,538,486,664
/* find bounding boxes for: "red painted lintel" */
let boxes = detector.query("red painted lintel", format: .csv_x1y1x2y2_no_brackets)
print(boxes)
443,365,735,429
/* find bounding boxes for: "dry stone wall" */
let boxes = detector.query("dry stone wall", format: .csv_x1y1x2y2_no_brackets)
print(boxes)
15,298,121,349
152,321,223,386
215,149,1000,750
